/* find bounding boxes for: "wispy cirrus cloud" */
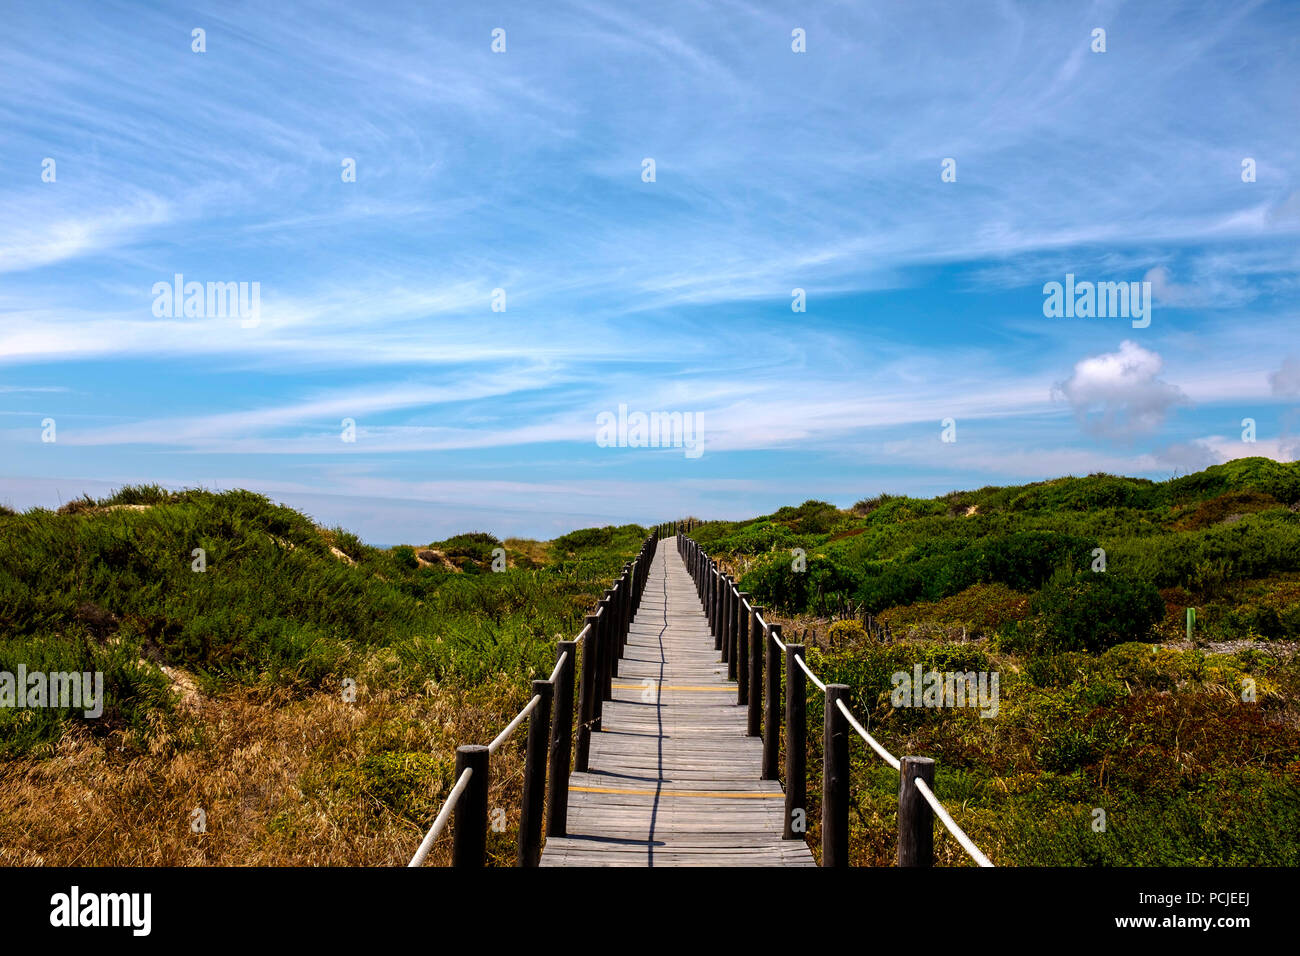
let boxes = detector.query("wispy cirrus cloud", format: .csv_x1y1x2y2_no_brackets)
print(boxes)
1,0,1298,537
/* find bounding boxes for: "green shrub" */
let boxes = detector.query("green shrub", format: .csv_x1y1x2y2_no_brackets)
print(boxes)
770,500,843,535
713,521,804,554
550,525,645,558
356,751,447,819
0,489,645,754
740,554,861,613
851,492,895,516
56,495,98,515
329,527,370,562
854,531,1095,613
739,554,806,610
1166,457,1300,506
1024,569,1165,653
1173,490,1283,530
879,582,1032,634
1007,474,1163,512
1107,512,1300,589
827,619,867,644
99,484,179,506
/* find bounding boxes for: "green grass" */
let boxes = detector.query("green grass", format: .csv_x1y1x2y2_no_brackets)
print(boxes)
0,487,645,755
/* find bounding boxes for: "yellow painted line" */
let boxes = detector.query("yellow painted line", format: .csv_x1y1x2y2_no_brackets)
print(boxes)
570,785,784,799
611,684,733,692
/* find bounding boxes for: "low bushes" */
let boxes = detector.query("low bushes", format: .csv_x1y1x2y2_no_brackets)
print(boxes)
1010,569,1165,653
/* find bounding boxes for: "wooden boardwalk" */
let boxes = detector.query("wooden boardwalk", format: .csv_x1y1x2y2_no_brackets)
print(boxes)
540,542,815,867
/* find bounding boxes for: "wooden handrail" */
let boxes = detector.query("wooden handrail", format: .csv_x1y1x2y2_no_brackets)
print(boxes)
408,530,659,867
675,528,994,868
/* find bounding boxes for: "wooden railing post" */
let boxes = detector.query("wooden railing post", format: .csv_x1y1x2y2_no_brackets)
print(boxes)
575,614,600,772
707,561,717,629
783,643,806,840
762,624,781,779
602,588,617,688
605,586,618,683
719,576,729,665
546,641,576,836
707,564,716,637
823,683,850,867
709,564,717,634
715,568,722,649
747,605,763,734
728,580,738,676
716,569,726,655
733,590,754,697
625,565,635,655
723,573,732,665
595,598,611,715
736,594,752,699
718,572,727,660
734,583,744,675
898,756,936,867
518,679,553,867
723,582,736,678
624,564,634,660
453,744,489,868
703,559,708,615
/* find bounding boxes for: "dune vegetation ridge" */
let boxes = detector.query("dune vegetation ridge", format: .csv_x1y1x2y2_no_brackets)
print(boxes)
1,457,1298,865
0,485,646,865
692,457,1300,865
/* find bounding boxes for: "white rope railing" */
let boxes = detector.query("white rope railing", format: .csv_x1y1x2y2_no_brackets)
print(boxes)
407,768,473,867
406,530,659,868
682,532,995,869
548,650,569,684
913,777,995,867
487,694,542,755
681,530,993,868
836,698,900,770
793,651,827,692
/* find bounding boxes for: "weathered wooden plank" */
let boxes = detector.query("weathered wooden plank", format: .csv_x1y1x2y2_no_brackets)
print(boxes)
539,541,815,868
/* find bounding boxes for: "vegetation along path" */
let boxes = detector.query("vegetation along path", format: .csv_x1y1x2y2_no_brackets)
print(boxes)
539,541,815,866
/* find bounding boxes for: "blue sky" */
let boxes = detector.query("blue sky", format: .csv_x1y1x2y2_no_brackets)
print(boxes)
2,0,1298,543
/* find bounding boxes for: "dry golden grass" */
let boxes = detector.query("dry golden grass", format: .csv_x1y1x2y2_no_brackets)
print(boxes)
0,665,538,867
503,537,551,567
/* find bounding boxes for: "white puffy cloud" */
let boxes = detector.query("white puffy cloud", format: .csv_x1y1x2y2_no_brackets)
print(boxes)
1055,340,1189,440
